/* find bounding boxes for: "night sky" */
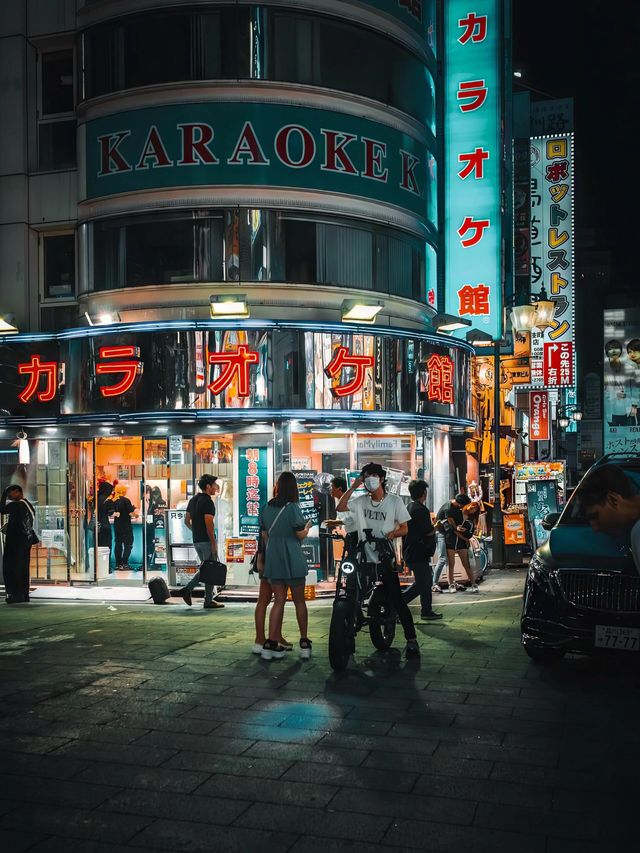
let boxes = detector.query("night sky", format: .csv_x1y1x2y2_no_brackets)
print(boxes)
513,0,640,290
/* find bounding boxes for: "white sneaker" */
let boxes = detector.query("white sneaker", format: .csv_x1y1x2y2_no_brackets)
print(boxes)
261,642,285,660
432,584,443,594
299,639,313,660
251,643,263,655
448,583,457,593
470,583,480,594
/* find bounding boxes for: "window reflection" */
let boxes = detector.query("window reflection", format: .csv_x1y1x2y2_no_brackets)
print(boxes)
82,7,435,124
91,209,431,301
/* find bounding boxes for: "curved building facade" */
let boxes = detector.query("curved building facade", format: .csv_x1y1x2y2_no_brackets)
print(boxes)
0,1,476,589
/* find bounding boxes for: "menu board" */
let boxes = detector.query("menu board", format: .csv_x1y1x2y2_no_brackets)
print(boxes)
293,470,318,525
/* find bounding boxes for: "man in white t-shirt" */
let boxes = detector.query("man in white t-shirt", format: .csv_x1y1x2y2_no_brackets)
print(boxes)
336,463,419,658
579,463,640,575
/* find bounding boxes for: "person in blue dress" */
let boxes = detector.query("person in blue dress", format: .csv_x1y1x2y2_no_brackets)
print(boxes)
259,471,312,661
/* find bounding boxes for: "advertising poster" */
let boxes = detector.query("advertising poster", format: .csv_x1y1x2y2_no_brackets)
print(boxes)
293,470,318,525
238,447,268,536
503,514,526,546
529,391,550,440
603,309,640,455
515,461,566,506
526,480,558,548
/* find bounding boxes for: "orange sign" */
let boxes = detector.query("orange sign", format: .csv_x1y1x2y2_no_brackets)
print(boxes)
503,513,526,545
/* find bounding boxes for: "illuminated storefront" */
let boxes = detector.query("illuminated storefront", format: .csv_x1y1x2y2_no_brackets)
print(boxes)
0,322,473,586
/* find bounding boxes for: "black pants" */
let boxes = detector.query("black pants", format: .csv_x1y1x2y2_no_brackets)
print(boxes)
379,562,416,641
403,561,434,614
114,529,133,567
3,540,31,600
97,526,112,549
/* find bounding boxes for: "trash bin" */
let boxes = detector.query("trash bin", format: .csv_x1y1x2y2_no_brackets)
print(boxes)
88,546,111,579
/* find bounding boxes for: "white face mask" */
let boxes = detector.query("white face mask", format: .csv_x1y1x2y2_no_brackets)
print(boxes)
364,476,381,492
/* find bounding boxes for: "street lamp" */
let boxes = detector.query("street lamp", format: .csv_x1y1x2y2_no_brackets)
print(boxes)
555,404,582,460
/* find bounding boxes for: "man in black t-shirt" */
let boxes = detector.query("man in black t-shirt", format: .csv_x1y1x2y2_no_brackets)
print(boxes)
402,480,441,620
113,486,136,571
0,484,37,604
179,474,224,609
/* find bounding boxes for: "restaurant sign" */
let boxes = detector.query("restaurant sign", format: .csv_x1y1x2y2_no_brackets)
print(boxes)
84,102,433,226
0,325,472,424
444,0,504,340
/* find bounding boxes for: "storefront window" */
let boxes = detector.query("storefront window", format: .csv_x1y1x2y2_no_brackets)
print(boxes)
90,209,430,300
30,440,69,584
81,8,434,124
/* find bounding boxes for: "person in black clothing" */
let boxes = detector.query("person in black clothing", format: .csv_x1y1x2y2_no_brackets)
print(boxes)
1,484,38,604
436,493,478,593
112,484,137,570
96,481,115,559
402,479,441,620
179,474,224,609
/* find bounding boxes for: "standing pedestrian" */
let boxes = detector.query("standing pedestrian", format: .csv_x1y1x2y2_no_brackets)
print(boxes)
336,463,420,659
179,475,224,609
96,480,115,569
402,479,442,620
145,485,166,570
112,484,136,571
259,472,312,660
0,484,38,604
251,529,293,655
436,493,478,593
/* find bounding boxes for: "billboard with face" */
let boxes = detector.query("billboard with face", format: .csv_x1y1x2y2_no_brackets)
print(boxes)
603,309,640,455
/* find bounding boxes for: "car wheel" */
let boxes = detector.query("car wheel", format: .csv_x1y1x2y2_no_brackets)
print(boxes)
524,644,566,664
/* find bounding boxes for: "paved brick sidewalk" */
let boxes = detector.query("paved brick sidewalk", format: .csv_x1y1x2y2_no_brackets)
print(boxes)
0,569,639,852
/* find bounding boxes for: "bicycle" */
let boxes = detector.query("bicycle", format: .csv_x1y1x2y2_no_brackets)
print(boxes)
326,528,400,672
470,535,489,577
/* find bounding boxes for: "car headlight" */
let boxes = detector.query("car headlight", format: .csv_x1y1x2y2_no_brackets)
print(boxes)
341,561,355,575
528,554,556,596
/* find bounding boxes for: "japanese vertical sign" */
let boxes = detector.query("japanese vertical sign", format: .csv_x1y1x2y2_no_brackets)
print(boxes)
238,447,268,536
529,133,575,387
529,391,550,441
445,0,503,340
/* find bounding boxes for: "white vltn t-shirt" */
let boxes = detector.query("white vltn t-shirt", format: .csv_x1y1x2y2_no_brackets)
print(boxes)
347,492,411,563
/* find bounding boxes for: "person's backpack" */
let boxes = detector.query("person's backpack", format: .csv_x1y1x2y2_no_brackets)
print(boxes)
148,576,170,604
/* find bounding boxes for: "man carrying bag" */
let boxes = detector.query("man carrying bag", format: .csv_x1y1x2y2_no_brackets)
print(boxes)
179,475,225,609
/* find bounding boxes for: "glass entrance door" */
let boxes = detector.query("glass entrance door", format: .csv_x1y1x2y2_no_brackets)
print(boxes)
68,439,96,582
94,435,144,582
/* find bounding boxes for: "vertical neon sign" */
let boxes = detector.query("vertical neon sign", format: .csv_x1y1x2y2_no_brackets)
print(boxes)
445,1,503,340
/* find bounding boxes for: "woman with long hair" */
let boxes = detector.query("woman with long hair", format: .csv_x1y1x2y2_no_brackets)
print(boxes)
258,471,312,660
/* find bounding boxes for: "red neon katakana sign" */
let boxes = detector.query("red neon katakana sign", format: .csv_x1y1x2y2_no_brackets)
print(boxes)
458,12,487,44
458,284,490,316
324,346,374,398
208,345,259,397
427,354,455,404
458,215,490,247
457,79,488,112
18,355,58,403
96,346,143,398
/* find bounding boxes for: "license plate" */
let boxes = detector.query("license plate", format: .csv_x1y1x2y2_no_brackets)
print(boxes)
595,625,640,651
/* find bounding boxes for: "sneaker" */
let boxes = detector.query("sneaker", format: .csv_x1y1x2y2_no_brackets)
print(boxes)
421,611,443,620
261,641,286,660
432,584,443,594
180,588,192,606
203,601,225,609
251,643,264,655
299,638,313,660
448,583,457,593
405,640,420,659
469,583,480,594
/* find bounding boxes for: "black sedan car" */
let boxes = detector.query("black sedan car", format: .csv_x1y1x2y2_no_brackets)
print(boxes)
521,454,640,662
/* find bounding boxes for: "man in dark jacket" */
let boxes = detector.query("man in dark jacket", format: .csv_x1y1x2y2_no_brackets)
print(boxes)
1,484,38,604
402,479,441,620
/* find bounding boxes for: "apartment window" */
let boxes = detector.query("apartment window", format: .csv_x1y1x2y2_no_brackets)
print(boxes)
43,234,75,299
38,49,76,170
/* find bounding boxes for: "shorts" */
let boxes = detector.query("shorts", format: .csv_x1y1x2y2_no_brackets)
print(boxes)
269,576,307,588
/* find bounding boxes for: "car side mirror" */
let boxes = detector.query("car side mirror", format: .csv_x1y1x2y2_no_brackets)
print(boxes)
541,512,560,531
